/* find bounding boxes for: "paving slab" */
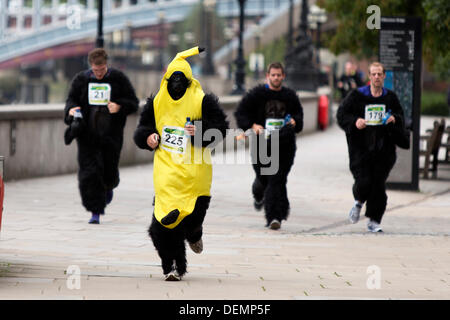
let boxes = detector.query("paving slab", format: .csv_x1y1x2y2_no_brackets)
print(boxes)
0,117,449,300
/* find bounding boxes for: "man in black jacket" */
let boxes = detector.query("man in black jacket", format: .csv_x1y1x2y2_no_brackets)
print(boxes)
337,62,409,232
64,48,139,224
337,61,365,100
234,62,303,230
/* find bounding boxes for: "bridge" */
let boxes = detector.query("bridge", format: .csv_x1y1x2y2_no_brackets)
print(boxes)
0,0,292,68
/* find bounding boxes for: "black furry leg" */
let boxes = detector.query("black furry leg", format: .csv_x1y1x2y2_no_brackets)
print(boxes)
264,174,290,225
184,196,211,244
252,176,267,202
149,216,187,276
77,141,106,214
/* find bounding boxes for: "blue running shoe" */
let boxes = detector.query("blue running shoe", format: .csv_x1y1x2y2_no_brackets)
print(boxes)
89,213,100,224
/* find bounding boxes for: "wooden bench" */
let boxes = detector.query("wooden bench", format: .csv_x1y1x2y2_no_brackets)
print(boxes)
438,126,450,165
419,119,446,179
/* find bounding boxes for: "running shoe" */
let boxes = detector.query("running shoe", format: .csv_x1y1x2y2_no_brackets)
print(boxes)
254,199,264,211
349,203,362,224
188,238,203,254
367,220,383,233
165,270,182,281
89,213,100,224
269,219,281,230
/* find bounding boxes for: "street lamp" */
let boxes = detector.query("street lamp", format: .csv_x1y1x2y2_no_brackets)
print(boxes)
202,0,216,75
231,0,246,95
287,0,294,53
157,10,165,71
308,4,327,67
96,0,104,48
284,0,318,92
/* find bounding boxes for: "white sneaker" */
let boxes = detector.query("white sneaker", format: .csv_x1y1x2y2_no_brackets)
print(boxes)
367,220,383,233
349,203,362,224
188,238,203,254
165,270,182,281
269,219,281,230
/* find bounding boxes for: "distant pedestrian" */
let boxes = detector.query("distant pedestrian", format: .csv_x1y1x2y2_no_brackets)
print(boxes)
64,48,139,224
234,62,303,230
337,62,409,232
337,61,364,100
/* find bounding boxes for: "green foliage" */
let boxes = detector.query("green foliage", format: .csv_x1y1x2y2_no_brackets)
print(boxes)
317,0,449,80
244,36,287,77
0,75,20,104
422,0,450,80
421,90,449,116
261,37,287,67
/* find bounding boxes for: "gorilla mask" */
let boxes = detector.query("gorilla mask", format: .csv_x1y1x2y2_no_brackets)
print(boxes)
167,71,190,100
265,99,287,118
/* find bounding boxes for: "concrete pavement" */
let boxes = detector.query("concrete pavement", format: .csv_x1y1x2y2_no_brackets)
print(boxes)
0,117,449,300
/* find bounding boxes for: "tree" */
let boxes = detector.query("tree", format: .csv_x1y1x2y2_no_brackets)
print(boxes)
317,0,449,80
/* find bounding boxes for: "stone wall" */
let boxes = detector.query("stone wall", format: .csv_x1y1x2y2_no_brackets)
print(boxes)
0,92,319,181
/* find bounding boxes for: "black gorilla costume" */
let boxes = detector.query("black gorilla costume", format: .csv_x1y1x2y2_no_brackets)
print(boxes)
337,86,409,224
64,68,139,215
234,84,303,227
134,61,228,279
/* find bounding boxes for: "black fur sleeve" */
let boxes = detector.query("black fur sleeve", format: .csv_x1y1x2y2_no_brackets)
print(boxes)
192,93,229,148
286,89,304,133
113,71,139,117
386,91,410,149
64,71,85,125
234,86,261,131
337,89,359,135
133,96,158,151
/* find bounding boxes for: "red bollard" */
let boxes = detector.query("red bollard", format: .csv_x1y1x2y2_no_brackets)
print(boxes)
0,176,3,231
0,156,3,232
318,94,329,130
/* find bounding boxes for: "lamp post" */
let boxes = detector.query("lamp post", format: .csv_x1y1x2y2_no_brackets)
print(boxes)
287,0,294,53
231,0,246,95
96,0,104,48
284,0,318,91
202,0,216,75
157,10,165,71
308,5,327,67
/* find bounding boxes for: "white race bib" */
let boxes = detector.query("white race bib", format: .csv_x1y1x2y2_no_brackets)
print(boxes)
365,104,386,126
265,118,285,138
161,126,188,154
88,83,111,105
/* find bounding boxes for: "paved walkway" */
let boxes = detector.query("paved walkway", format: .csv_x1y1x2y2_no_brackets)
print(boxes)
0,117,449,300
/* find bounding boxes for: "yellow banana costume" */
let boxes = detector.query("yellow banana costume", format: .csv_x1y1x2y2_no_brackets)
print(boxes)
153,47,212,229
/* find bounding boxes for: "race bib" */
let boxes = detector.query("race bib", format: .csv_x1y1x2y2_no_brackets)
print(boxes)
365,104,386,126
265,118,284,138
88,83,111,105
161,126,188,154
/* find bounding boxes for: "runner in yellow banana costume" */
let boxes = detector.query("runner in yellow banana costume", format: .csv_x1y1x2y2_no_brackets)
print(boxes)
134,47,228,280
153,46,211,229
